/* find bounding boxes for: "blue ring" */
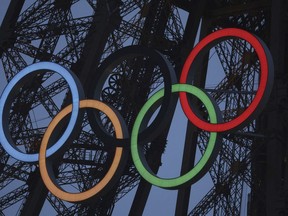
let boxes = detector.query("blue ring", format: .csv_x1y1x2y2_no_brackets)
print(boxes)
0,62,81,162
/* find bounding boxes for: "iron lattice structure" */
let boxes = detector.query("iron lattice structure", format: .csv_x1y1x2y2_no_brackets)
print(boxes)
0,0,287,215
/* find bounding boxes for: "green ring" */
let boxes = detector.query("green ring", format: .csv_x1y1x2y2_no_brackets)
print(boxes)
131,84,219,188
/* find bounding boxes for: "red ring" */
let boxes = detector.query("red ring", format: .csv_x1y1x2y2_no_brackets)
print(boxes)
180,28,270,132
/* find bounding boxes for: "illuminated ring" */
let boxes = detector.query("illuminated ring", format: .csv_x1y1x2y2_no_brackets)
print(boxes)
39,99,128,202
0,62,84,162
180,28,274,132
88,45,177,145
131,84,221,189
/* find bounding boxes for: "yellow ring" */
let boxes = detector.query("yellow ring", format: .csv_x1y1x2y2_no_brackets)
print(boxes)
39,99,125,202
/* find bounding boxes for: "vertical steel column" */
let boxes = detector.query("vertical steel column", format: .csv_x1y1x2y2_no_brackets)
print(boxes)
0,0,25,57
173,1,208,215
261,0,287,214
175,20,211,216
72,0,122,89
129,1,173,215
0,0,25,177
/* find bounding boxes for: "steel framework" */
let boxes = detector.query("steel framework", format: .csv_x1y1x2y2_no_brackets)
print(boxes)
0,0,287,215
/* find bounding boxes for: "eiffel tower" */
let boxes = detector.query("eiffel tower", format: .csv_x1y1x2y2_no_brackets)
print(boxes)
0,0,287,215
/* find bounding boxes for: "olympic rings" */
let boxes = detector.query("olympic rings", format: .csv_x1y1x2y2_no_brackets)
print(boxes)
180,28,274,132
0,28,274,202
0,62,84,162
39,100,128,202
131,84,222,189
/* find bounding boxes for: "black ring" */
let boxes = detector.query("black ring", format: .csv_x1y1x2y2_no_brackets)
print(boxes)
87,45,177,146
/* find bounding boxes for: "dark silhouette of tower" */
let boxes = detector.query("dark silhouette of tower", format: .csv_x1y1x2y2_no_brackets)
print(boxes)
0,0,287,215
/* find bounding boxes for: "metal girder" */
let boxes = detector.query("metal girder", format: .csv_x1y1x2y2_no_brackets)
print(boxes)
207,0,270,18
0,185,29,211
0,161,31,190
46,193,69,215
